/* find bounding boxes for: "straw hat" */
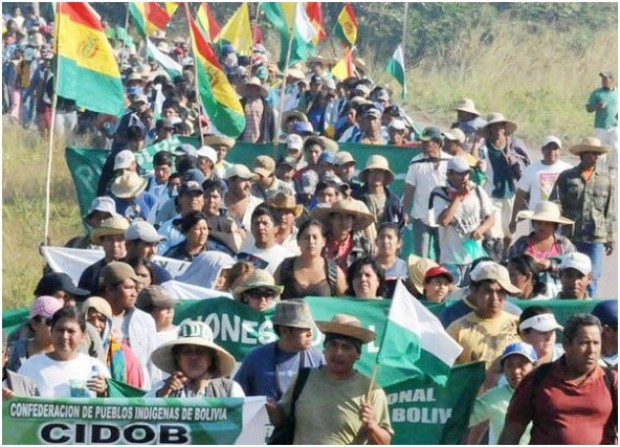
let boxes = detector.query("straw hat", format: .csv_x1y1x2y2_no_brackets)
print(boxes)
518,201,574,225
272,299,315,329
568,136,609,155
267,193,304,218
111,171,148,199
232,269,284,301
480,112,518,138
239,77,268,97
311,198,375,233
91,216,130,245
203,134,236,149
150,321,237,377
454,97,481,116
316,314,375,343
286,68,306,81
358,155,395,185
407,254,439,295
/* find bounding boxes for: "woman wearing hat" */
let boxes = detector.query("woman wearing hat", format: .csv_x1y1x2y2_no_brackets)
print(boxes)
517,306,564,365
353,155,406,229
147,321,243,398
267,314,393,444
311,197,376,272
506,201,575,284
233,269,283,312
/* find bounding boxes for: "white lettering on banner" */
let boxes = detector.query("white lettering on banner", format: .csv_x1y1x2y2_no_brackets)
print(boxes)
193,407,228,421
387,388,436,404
10,402,81,419
366,324,379,353
391,407,452,424
38,422,190,444
199,314,278,345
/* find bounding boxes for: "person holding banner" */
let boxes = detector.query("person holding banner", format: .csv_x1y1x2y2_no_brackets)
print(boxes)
147,321,244,398
268,314,393,445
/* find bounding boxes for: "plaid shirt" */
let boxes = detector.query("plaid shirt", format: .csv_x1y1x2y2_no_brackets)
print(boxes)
549,165,615,243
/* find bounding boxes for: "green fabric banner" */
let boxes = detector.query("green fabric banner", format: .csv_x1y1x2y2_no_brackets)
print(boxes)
2,396,266,445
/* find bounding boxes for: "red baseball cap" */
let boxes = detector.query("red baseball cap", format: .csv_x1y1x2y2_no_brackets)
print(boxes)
424,266,454,283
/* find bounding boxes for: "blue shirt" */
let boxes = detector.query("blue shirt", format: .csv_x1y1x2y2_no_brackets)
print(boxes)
485,144,515,198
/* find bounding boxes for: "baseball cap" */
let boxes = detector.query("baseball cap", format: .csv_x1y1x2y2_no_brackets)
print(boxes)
300,170,319,195
559,252,592,275
388,119,406,131
424,266,454,283
30,295,64,320
519,313,563,332
500,342,538,367
323,77,336,90
286,134,304,151
318,151,335,164
174,143,198,158
34,272,91,299
447,156,472,174
354,84,370,96
599,71,615,79
363,108,382,119
278,156,298,169
196,145,217,164
592,300,618,327
99,262,140,288
132,93,148,105
135,285,177,311
469,261,521,295
178,180,204,196
227,164,258,180
183,169,205,184
114,150,136,170
420,127,444,142
542,135,562,149
125,221,167,243
334,151,355,166
160,118,176,129
84,196,118,220
253,155,276,177
291,121,314,136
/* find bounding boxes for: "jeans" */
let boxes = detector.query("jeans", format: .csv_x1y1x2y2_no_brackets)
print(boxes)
574,241,604,298
411,218,440,262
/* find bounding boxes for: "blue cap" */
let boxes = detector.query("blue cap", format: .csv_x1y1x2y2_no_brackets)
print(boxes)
291,121,314,136
319,151,335,164
500,342,537,366
182,169,205,185
592,300,618,327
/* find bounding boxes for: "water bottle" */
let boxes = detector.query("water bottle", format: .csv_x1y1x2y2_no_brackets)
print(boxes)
88,365,100,398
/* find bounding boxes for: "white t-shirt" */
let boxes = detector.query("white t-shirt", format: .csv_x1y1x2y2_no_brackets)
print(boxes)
516,160,573,207
432,184,493,265
405,152,452,222
18,353,110,398
238,243,293,274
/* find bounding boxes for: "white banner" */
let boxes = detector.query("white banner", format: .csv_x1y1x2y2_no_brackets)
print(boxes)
161,280,232,301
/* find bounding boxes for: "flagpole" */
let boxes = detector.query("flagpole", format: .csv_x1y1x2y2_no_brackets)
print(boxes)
184,3,206,146
246,3,262,80
123,3,130,51
402,3,409,53
43,3,62,246
272,11,297,158
365,364,378,402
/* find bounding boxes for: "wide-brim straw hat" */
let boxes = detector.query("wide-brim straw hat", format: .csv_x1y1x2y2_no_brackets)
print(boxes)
568,136,609,155
239,77,268,97
203,134,236,149
454,97,481,116
286,68,306,81
91,216,130,245
267,193,304,218
311,198,375,234
518,201,574,225
480,112,517,139
359,155,395,185
111,172,148,199
232,269,284,301
150,321,236,377
316,314,375,344
407,254,439,295
281,109,309,133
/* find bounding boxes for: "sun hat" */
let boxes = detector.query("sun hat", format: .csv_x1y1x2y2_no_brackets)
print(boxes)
443,128,466,144
447,156,472,174
99,262,140,288
316,314,375,344
318,151,335,165
388,119,406,132
253,155,276,177
480,112,518,138
91,216,130,245
334,151,355,166
519,313,563,333
559,252,592,275
267,193,304,218
311,197,375,233
34,272,91,299
542,135,562,149
232,269,284,301
82,296,113,321
286,134,304,151
407,255,439,294
272,299,315,329
111,171,148,199
592,300,618,327
500,342,538,367
281,110,309,132
159,117,176,130
30,295,64,320
113,150,136,171
286,68,305,80
424,266,454,284
359,155,395,185
150,321,236,377
318,136,339,154
196,145,217,164
469,261,521,295
227,164,258,181
568,136,609,155
349,97,373,107
239,77,268,97
420,127,444,142
518,201,574,225
454,98,481,116
135,285,177,311
83,196,118,221
203,134,236,149
125,221,166,243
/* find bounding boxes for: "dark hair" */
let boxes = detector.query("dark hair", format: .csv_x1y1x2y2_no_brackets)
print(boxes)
176,122,192,134
377,222,402,240
202,179,224,196
172,344,218,374
346,256,386,298
507,254,547,297
303,137,325,152
49,307,86,333
517,306,553,334
251,205,277,226
174,211,209,234
297,219,327,242
315,179,341,194
176,157,199,174
126,126,145,141
153,150,173,167
127,257,155,285
162,97,180,111
563,313,602,343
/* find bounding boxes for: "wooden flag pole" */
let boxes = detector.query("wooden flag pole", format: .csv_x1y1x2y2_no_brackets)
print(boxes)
365,364,378,402
246,3,262,82
184,2,205,146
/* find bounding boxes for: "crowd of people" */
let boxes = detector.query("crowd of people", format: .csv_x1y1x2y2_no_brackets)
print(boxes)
2,6,619,445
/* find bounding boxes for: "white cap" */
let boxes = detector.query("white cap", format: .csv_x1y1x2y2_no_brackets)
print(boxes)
542,135,562,149
125,221,167,243
388,119,406,131
559,252,592,275
114,150,136,170
444,128,466,144
196,145,217,164
519,313,563,333
286,134,304,151
469,261,521,295
447,156,471,174
323,77,336,90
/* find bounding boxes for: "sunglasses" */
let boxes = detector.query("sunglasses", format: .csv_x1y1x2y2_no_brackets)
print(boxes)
247,289,276,300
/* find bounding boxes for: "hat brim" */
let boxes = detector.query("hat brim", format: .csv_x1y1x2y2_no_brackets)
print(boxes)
253,168,274,178
150,338,237,377
268,203,304,218
239,83,268,98
315,321,375,343
310,206,375,234
569,144,609,155
407,255,438,295
232,283,284,301
111,176,148,199
496,278,522,296
454,106,481,116
358,167,395,185
281,110,309,132
203,135,236,149
91,227,127,245
518,210,574,225
480,120,518,139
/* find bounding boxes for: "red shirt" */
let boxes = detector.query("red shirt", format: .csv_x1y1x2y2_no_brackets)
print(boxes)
325,234,353,273
506,357,617,444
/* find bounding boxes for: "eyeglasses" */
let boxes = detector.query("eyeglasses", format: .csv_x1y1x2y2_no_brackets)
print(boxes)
247,289,276,300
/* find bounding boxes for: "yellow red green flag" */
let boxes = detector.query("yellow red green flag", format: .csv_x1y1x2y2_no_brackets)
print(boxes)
333,3,358,48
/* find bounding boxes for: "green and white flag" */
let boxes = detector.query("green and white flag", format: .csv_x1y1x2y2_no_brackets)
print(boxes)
386,44,407,99
146,37,182,79
377,281,462,386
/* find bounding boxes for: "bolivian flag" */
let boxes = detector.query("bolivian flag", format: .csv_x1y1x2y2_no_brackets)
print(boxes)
197,2,221,43
333,3,358,48
55,2,124,116
129,2,171,38
188,13,245,137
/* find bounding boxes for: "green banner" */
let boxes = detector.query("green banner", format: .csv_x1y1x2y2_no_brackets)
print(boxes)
2,396,267,445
